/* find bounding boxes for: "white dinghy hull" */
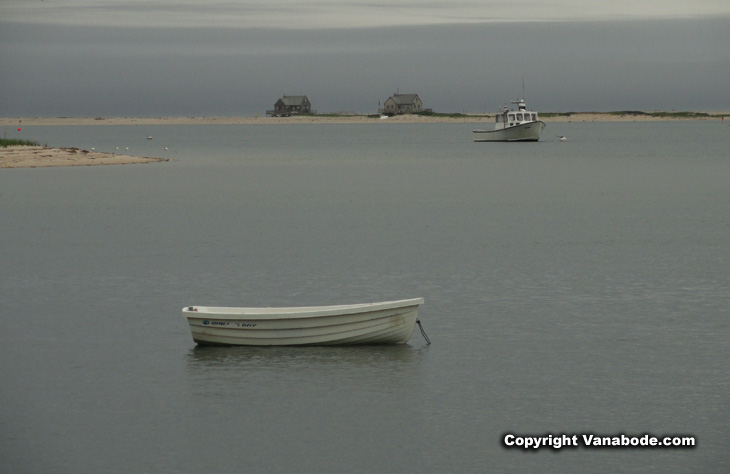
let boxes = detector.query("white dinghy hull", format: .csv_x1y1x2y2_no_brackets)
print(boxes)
183,298,424,346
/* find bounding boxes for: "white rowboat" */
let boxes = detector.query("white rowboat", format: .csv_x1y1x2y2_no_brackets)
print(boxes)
183,298,425,346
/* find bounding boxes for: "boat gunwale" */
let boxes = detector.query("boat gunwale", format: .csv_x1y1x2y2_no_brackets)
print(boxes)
183,297,424,320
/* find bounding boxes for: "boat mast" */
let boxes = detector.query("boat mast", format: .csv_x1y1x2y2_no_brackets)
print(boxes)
522,75,525,101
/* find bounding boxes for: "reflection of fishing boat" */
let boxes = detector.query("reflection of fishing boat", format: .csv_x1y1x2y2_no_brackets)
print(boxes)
473,99,546,142
183,298,425,346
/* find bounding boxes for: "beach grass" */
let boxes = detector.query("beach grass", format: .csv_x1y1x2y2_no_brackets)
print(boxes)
415,111,476,118
608,111,713,118
1,138,41,147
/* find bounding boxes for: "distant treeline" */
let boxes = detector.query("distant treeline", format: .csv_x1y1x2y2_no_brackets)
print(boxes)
541,111,716,118
296,111,720,119
313,112,476,119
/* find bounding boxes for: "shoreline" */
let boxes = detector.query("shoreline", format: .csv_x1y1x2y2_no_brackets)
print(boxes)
0,146,168,169
1,112,728,127
3,112,727,168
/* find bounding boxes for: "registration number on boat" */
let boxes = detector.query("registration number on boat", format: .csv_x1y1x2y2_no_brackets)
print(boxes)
202,320,257,328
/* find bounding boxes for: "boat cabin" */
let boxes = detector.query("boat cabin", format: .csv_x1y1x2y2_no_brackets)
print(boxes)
496,99,540,128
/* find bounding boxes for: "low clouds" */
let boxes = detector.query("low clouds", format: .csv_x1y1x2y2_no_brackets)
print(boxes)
3,0,730,29
1,12,728,116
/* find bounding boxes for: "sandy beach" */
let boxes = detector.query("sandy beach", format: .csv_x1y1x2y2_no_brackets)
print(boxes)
0,146,168,169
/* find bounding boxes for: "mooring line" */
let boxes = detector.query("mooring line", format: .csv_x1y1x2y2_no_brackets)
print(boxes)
416,318,431,345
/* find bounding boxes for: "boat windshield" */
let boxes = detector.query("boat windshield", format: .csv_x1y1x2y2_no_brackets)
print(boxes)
494,104,539,125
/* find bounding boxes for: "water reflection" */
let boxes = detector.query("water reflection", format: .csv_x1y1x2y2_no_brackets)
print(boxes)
184,344,431,398
186,343,421,369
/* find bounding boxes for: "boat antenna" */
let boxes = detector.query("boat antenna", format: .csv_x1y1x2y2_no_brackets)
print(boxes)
522,75,525,99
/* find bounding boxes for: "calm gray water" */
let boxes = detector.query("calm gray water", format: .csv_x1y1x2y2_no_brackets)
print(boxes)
1,121,729,473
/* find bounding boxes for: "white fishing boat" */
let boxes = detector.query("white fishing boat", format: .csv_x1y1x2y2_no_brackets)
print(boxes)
473,99,546,142
183,298,427,346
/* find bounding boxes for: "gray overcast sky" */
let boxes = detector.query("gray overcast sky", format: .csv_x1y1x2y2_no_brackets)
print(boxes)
1,1,729,116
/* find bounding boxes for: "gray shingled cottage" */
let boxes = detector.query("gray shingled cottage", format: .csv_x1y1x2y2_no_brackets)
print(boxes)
380,93,423,115
267,95,314,116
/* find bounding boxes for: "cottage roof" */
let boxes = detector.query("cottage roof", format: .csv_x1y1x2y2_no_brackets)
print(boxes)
279,95,309,106
390,94,420,104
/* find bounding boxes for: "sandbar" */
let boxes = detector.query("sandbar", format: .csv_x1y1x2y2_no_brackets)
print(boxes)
1,146,168,169
1,112,728,127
